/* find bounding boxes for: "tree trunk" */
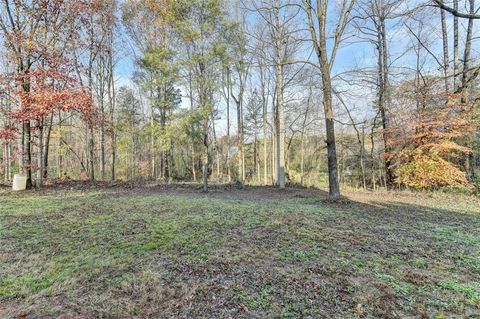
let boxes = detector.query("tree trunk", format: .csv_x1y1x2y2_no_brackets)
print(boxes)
272,102,277,186
274,1,286,189
256,139,261,181
231,67,245,185
236,98,244,184
304,0,349,199
453,0,459,90
150,104,156,180
188,69,197,182
4,143,9,182
100,101,106,180
24,120,33,188
263,96,269,186
253,135,258,180
225,68,232,182
109,86,116,181
321,69,340,199
277,64,286,189
88,127,95,181
300,132,305,186
57,113,63,178
36,120,44,188
211,112,221,182
377,10,394,187
360,125,367,190
108,29,116,181
462,0,475,180
439,2,450,93
202,118,209,192
191,145,196,182
461,0,474,96
20,70,33,188
43,114,53,179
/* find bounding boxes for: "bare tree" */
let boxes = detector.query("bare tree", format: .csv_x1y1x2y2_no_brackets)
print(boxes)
248,0,302,189
302,0,355,199
431,0,480,19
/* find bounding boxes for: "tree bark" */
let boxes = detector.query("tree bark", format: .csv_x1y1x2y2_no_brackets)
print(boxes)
322,74,340,199
453,0,459,90
100,98,106,180
108,50,116,181
303,0,348,199
378,14,394,187
231,68,245,185
42,114,53,179
274,0,286,189
261,68,269,185
88,126,95,181
224,68,232,182
202,123,209,192
439,2,450,93
461,0,476,180
36,120,44,187
24,113,33,188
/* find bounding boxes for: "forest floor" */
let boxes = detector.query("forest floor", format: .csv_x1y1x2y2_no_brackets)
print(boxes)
1,182,479,318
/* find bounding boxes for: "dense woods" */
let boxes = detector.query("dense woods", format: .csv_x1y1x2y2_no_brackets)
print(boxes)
0,0,479,198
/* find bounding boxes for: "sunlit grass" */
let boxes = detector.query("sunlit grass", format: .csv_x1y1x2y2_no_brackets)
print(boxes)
1,188,479,318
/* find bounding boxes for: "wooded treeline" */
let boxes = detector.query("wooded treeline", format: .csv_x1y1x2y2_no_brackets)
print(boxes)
0,0,479,199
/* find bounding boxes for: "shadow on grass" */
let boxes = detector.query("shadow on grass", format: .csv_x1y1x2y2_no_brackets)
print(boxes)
1,183,479,318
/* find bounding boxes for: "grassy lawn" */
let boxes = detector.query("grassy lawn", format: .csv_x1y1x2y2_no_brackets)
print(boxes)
1,185,479,318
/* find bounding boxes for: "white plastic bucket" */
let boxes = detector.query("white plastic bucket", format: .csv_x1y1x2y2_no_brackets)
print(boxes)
12,174,27,191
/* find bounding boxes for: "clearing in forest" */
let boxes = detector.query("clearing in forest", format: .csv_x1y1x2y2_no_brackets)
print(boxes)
1,184,479,318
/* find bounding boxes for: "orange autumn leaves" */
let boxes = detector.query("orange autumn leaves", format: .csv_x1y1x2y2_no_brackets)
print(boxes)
386,94,478,189
4,65,96,124
14,89,94,120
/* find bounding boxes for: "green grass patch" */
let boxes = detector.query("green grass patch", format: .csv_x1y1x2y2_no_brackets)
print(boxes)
1,187,479,318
